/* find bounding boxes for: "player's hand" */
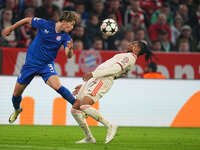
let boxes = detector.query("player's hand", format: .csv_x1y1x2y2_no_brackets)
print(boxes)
83,72,93,81
67,48,73,58
67,40,73,58
73,84,82,95
1,27,12,37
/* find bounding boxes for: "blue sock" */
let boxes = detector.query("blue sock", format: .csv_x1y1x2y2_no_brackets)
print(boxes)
12,95,22,110
57,86,75,105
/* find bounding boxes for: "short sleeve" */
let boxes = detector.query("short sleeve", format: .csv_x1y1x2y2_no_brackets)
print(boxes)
31,17,47,29
63,34,71,48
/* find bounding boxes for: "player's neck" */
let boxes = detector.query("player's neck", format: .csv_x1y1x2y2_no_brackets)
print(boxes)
55,22,62,33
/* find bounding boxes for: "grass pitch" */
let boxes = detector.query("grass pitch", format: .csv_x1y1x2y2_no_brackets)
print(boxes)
0,125,200,150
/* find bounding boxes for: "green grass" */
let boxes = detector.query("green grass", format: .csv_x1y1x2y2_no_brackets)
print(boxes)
0,125,200,150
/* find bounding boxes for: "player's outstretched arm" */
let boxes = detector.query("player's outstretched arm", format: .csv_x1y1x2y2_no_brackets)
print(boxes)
1,17,32,37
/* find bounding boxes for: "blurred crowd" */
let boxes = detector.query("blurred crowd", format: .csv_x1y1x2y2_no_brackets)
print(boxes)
0,0,200,53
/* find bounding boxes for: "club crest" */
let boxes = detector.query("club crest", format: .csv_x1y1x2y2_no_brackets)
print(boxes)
56,36,61,41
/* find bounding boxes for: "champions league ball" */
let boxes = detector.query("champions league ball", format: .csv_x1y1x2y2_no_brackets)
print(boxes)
100,19,118,36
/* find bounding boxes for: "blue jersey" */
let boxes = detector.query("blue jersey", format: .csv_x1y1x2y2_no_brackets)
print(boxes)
25,17,71,66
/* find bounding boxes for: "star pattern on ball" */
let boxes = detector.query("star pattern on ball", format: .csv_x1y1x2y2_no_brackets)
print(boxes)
106,20,112,26
111,28,116,33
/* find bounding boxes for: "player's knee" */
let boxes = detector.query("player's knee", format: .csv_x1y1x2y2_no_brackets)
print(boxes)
80,96,94,106
80,105,91,111
46,76,61,91
72,99,81,110
50,83,61,91
71,107,80,113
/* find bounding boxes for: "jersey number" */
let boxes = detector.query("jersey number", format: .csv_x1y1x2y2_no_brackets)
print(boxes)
121,57,129,65
48,64,54,72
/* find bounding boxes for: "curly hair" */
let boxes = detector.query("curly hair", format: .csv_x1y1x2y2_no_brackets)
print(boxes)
138,40,154,62
59,11,80,24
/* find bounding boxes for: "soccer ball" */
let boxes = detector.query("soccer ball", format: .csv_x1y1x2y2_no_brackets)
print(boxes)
100,18,118,36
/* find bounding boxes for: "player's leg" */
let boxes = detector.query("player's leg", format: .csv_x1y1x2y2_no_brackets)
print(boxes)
79,78,117,143
12,82,27,110
71,105,96,143
80,96,118,144
71,84,95,143
9,82,27,123
41,62,75,105
45,75,75,104
9,65,35,123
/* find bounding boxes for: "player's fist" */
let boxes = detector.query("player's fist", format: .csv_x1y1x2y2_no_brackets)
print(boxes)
83,72,93,81
67,49,73,58
67,40,73,58
1,27,12,37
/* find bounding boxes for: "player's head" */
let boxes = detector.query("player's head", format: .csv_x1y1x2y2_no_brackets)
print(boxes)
127,40,154,61
58,11,80,32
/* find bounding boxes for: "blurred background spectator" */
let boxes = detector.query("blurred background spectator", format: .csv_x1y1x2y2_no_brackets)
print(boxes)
117,39,129,51
0,0,199,52
85,13,101,48
158,29,174,52
171,16,183,45
148,13,171,42
176,25,196,52
18,8,35,47
143,61,166,79
71,25,89,49
151,2,173,25
73,39,84,50
178,38,190,52
0,8,20,47
151,40,162,52
89,36,103,51
35,0,59,20
124,0,145,27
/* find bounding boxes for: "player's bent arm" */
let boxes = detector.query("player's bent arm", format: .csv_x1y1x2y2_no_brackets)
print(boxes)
92,63,122,78
11,18,32,31
2,17,32,37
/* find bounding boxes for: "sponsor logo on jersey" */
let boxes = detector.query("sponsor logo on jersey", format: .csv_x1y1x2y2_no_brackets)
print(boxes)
79,50,102,72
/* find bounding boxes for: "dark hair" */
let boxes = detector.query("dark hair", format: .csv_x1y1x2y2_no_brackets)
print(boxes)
147,62,157,72
93,36,102,42
59,11,80,24
138,40,154,62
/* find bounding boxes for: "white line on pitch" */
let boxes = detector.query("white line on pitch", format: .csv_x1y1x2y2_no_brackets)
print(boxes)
0,144,87,150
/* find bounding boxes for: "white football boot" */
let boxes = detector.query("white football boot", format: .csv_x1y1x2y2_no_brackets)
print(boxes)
76,137,96,144
105,124,118,144
9,108,23,123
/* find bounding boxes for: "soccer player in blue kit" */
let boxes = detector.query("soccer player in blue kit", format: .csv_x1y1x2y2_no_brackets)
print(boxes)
1,11,80,123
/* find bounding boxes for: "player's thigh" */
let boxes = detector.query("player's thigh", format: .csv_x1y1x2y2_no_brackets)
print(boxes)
39,63,60,90
46,75,61,90
17,64,36,85
78,77,114,103
79,96,95,106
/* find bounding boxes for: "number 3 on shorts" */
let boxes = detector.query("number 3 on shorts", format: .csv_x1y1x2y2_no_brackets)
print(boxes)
48,64,54,72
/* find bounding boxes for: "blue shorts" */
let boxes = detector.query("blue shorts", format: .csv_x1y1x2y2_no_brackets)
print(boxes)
17,62,57,85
